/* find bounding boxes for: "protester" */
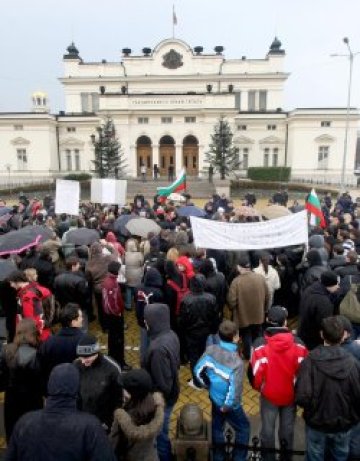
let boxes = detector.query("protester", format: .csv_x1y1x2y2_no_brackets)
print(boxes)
124,239,144,311
195,320,250,461
253,251,280,308
296,316,360,461
248,306,308,460
110,369,165,461
6,363,116,461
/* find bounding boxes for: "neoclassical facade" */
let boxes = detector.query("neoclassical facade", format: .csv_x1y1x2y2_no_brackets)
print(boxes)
0,37,359,186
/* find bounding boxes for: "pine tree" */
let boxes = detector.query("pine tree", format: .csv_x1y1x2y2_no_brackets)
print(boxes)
92,118,127,178
206,117,239,180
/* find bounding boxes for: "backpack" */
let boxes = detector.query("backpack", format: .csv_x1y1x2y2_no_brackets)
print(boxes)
339,277,360,323
102,283,123,316
167,273,190,315
29,287,58,328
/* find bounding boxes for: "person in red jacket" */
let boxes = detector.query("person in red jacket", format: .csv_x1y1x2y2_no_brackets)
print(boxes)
101,261,131,370
8,270,52,342
248,305,308,461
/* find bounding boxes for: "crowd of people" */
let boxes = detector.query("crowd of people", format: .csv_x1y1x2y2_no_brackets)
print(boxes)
0,189,360,460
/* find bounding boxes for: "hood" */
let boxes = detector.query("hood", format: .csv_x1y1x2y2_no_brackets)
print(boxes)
144,267,163,289
144,303,170,337
105,231,117,243
175,230,189,246
199,259,215,277
310,345,356,379
309,234,325,249
89,242,102,258
190,274,206,294
306,249,323,267
176,256,195,279
47,363,80,397
265,328,294,352
126,239,138,252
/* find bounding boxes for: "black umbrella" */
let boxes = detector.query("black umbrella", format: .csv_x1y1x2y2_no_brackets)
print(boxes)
0,225,53,256
0,259,17,281
114,215,139,236
65,228,100,246
176,206,207,218
0,207,12,217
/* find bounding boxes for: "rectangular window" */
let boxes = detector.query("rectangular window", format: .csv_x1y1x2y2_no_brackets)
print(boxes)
67,127,76,133
248,91,256,111
138,117,149,124
318,145,329,169
14,125,23,131
161,117,172,124
264,148,269,167
272,153,278,167
81,93,89,112
267,125,277,130
259,91,267,111
66,149,72,171
241,148,249,169
74,149,80,171
185,116,196,123
91,93,99,112
237,125,247,131
321,121,331,127
235,91,241,110
16,149,27,170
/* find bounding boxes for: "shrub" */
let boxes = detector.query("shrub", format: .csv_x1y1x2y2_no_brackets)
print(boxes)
63,173,92,181
247,167,291,182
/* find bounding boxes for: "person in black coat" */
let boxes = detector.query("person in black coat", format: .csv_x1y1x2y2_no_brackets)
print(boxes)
299,249,328,295
74,334,123,433
178,274,219,389
39,303,84,383
199,258,228,319
6,363,116,461
298,271,339,350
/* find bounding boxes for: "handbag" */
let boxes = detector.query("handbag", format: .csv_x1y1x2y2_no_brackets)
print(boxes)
339,276,360,323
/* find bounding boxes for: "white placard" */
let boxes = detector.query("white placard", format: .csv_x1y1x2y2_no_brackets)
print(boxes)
55,179,80,216
190,210,308,250
91,179,127,205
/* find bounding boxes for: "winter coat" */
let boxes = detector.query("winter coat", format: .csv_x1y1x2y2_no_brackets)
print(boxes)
135,268,164,328
248,328,308,406
227,271,269,329
74,354,123,431
54,270,90,310
106,232,125,257
295,345,360,432
102,273,124,317
86,243,116,293
39,327,84,381
0,344,43,441
110,393,164,461
253,263,280,307
125,250,144,287
298,281,336,350
200,263,228,315
178,275,219,339
143,304,180,405
308,234,329,267
6,363,116,461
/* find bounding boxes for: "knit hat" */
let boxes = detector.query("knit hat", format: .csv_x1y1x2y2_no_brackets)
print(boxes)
119,369,153,399
237,254,250,269
321,271,339,288
108,260,121,275
76,334,100,357
267,305,288,326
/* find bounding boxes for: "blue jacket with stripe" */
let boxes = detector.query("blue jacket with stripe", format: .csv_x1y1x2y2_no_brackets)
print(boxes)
194,340,243,410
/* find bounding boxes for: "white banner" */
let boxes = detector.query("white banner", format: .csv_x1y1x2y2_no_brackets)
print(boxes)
190,210,308,250
55,179,80,216
91,179,127,205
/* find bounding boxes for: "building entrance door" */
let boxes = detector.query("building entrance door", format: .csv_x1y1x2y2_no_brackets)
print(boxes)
183,135,199,176
159,136,175,178
136,136,152,177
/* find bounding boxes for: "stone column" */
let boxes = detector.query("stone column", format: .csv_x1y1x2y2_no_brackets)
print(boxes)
175,144,183,175
152,144,159,170
129,144,136,177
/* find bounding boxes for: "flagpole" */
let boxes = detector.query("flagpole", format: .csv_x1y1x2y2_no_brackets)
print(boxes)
172,5,175,38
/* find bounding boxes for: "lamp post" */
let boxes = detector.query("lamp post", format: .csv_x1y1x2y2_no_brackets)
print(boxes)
331,38,360,192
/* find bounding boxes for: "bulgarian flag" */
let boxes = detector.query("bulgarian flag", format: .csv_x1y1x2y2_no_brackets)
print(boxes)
305,189,326,228
157,169,186,203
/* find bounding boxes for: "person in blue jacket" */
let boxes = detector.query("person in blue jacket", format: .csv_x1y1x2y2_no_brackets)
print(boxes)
194,320,250,461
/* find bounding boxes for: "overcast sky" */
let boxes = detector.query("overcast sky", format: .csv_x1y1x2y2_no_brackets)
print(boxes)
1,0,360,113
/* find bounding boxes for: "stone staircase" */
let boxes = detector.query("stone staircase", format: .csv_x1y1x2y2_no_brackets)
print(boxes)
126,177,216,199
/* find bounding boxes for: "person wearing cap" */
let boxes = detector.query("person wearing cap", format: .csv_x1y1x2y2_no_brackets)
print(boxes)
6,363,116,461
227,254,269,360
74,333,123,433
298,270,339,350
296,316,360,461
248,306,308,460
110,369,165,461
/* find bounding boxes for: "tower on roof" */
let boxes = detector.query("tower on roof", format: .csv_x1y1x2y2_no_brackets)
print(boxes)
31,91,49,113
268,37,285,55
63,42,82,60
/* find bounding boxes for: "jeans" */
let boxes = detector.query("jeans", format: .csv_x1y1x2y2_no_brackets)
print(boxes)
212,403,250,461
260,396,296,461
157,403,173,461
305,425,350,461
105,314,125,366
125,286,136,310
186,335,207,386
238,324,262,360
140,327,149,365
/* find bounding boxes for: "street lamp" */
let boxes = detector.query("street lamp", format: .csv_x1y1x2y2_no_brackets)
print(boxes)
331,38,360,192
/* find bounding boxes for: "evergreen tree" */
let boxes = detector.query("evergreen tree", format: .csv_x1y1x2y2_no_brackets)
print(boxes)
206,117,239,179
92,118,127,178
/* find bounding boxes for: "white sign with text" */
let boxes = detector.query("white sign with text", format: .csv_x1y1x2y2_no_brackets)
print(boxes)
91,179,127,205
55,179,80,216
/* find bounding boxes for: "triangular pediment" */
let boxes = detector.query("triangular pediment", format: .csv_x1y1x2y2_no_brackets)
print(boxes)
233,135,255,145
60,137,85,147
259,135,284,145
314,134,335,143
11,137,30,146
